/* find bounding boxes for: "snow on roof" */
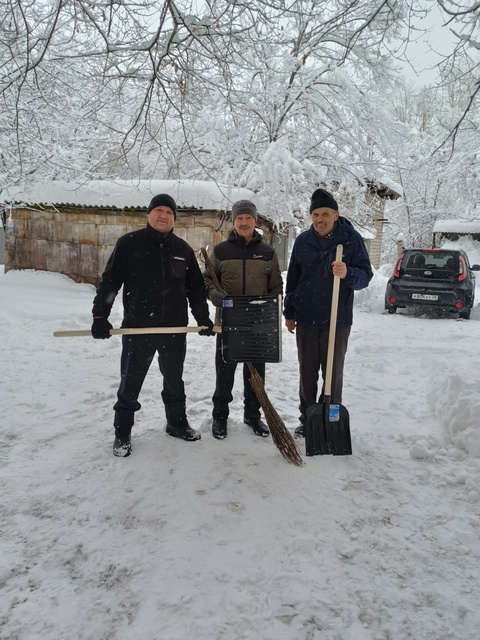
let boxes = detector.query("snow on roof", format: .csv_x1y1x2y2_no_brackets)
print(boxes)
433,219,480,234
362,229,375,240
1,179,263,213
382,179,403,198
350,221,375,240
368,176,403,198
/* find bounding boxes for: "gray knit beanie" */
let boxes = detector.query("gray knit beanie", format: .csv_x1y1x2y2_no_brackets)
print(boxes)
231,200,258,222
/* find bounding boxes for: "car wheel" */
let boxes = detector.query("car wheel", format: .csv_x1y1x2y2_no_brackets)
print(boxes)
387,306,397,314
459,308,471,320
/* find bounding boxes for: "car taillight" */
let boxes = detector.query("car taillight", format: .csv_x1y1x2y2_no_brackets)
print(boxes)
393,256,403,278
459,257,467,281
389,296,397,303
455,301,463,309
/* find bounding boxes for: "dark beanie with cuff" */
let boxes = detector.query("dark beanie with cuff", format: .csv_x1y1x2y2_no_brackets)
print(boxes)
147,194,177,219
231,200,258,222
309,188,338,213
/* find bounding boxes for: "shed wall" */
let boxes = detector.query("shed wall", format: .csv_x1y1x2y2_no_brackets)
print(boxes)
5,207,274,284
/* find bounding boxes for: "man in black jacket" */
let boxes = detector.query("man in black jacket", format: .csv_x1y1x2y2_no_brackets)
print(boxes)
92,194,214,457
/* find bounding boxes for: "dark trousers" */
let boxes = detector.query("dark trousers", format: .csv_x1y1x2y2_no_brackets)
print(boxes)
113,334,187,433
296,324,351,423
212,335,265,421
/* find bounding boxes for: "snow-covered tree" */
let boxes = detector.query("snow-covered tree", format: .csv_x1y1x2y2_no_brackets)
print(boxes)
434,0,480,139
0,1,407,198
383,67,480,256
5,0,477,241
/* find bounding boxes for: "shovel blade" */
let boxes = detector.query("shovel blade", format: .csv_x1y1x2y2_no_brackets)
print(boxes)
305,404,330,456
305,402,352,456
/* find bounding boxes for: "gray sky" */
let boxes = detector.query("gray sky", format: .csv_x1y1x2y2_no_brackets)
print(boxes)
399,3,457,87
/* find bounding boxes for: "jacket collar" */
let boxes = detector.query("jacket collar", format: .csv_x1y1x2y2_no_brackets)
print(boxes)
228,229,262,246
146,223,174,245
307,216,351,245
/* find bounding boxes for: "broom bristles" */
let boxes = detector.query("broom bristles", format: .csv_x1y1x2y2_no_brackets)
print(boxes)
247,364,303,466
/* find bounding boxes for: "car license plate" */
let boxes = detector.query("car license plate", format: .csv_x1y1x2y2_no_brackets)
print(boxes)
412,293,438,301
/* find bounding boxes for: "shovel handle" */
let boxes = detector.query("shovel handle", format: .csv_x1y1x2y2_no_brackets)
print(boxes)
54,326,221,337
324,244,343,397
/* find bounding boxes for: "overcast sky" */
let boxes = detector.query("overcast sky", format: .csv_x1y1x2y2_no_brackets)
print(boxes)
398,3,457,87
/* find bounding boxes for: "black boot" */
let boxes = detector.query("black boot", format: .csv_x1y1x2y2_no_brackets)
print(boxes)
113,429,132,457
165,403,201,441
212,418,227,440
244,416,269,437
166,422,201,441
294,424,305,438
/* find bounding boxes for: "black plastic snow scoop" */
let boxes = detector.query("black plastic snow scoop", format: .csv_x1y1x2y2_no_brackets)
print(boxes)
305,244,352,456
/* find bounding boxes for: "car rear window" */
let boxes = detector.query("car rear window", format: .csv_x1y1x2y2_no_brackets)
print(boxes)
401,251,459,281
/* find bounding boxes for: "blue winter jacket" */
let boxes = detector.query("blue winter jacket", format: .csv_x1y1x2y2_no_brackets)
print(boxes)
283,217,373,327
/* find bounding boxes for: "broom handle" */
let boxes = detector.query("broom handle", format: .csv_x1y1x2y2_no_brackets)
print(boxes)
324,244,343,398
200,247,227,297
54,326,221,337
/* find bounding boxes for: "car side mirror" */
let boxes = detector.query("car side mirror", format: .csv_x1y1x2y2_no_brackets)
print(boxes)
471,264,480,271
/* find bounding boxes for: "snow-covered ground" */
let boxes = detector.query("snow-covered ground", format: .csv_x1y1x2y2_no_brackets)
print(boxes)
1,247,480,640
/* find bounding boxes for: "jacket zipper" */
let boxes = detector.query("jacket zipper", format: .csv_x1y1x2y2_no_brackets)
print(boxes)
160,241,166,325
242,245,247,295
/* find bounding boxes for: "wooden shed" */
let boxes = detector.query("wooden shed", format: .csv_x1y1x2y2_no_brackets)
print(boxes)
432,219,480,246
2,180,281,284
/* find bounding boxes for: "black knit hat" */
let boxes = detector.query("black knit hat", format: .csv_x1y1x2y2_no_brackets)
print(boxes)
309,188,338,213
231,199,258,222
147,194,177,219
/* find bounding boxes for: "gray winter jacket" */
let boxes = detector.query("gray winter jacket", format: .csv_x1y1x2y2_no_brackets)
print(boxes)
203,230,283,325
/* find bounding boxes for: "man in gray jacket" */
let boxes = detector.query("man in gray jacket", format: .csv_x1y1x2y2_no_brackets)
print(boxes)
204,200,283,440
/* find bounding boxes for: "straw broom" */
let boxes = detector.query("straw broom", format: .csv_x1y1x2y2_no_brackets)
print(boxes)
201,247,303,466
246,363,303,466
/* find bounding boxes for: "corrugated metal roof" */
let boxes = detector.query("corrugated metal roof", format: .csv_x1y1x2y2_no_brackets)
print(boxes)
1,179,262,212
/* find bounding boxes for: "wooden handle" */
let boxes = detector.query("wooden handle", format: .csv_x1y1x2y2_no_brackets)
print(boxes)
324,244,343,397
201,247,227,295
54,326,221,337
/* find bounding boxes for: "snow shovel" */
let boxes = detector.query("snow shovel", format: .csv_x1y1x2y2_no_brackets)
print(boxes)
305,244,352,457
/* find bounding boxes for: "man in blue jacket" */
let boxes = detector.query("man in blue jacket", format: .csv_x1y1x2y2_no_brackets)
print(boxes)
284,188,373,437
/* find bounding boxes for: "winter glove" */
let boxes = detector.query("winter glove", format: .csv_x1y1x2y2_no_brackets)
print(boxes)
198,319,215,337
209,289,225,308
91,317,113,339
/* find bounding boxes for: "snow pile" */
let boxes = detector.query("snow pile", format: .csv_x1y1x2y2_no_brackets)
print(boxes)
354,267,388,313
428,374,480,459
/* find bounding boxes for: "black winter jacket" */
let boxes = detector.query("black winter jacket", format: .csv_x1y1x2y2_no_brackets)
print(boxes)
284,217,372,328
92,224,210,328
